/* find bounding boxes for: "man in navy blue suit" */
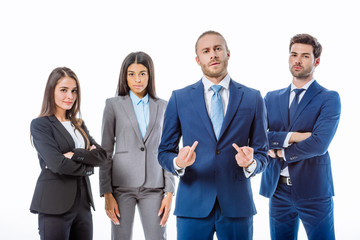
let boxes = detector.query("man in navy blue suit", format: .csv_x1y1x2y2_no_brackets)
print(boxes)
260,34,341,240
158,30,269,239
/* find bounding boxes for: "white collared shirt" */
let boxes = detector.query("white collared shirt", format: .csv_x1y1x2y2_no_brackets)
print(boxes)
202,74,231,117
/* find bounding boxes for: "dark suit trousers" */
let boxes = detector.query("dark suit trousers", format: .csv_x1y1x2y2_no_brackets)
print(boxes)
177,199,253,240
269,181,335,240
38,178,93,240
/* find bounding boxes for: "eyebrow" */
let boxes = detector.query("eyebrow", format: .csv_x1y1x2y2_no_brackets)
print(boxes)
291,51,311,55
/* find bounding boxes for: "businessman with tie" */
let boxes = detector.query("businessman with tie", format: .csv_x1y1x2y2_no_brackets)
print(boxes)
158,30,268,239
260,34,341,240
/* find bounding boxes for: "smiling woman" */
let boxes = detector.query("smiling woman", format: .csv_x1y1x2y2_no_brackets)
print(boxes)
29,67,107,240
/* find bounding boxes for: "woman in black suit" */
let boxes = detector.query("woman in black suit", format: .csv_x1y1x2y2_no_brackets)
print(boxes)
30,67,107,240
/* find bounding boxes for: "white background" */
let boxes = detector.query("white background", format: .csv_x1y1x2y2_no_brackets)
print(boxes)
1,0,359,239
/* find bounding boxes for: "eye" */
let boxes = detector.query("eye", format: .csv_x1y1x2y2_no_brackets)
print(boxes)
140,72,147,76
304,55,310,58
203,50,209,54
72,89,78,93
128,73,134,76
60,89,67,93
216,47,222,51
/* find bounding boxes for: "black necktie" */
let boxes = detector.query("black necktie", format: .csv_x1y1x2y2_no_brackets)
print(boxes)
289,88,305,124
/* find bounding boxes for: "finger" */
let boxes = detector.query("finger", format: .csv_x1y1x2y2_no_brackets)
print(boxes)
232,143,241,152
190,141,198,151
240,147,251,156
158,204,164,216
186,141,198,161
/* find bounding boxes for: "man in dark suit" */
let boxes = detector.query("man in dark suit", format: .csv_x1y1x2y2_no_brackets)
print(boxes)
260,34,341,240
158,30,268,239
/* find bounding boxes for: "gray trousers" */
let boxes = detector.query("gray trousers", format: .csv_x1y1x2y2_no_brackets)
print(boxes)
111,187,166,240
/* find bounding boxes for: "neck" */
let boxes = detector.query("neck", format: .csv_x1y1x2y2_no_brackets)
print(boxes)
292,75,313,88
205,72,228,85
55,110,67,122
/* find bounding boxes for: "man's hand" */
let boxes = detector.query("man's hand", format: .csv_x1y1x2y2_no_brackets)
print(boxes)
104,193,120,225
232,144,254,168
175,141,198,169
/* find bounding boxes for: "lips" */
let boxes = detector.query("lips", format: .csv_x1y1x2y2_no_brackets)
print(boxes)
293,66,302,70
209,61,220,66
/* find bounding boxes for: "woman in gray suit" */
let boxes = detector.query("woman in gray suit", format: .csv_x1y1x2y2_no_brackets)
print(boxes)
100,52,175,240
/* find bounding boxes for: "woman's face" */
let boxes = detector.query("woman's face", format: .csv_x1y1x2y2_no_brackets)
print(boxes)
126,63,149,98
54,76,78,116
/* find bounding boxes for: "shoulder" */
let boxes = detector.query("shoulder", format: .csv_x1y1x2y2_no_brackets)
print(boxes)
105,95,127,104
152,97,167,107
30,116,54,134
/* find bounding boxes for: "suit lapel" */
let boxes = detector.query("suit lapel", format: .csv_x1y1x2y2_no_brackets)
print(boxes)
290,80,322,127
144,98,158,142
119,95,144,143
190,80,216,140
48,115,75,149
279,85,291,127
218,80,243,140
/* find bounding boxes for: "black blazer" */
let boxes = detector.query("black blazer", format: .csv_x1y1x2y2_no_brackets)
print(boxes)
30,115,106,215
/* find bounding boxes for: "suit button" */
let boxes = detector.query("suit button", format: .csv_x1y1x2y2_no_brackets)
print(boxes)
140,147,145,151
216,150,220,154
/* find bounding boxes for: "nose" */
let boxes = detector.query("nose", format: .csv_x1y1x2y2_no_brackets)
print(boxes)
135,76,141,83
66,91,74,99
294,56,302,64
210,50,218,59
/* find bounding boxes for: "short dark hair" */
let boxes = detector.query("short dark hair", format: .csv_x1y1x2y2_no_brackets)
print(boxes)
195,30,229,55
116,51,157,99
289,34,322,59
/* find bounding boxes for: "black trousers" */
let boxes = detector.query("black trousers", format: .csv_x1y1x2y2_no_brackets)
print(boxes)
38,178,93,240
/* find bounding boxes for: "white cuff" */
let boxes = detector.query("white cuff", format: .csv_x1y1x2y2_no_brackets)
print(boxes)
173,157,185,176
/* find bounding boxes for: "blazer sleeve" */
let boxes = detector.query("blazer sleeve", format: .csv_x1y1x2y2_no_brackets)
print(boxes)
284,91,341,163
71,121,107,167
31,118,94,176
163,169,175,193
158,91,182,175
99,99,116,196
249,90,269,175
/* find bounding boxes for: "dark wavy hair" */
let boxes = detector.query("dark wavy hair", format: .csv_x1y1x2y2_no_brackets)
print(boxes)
289,33,322,59
116,51,157,99
38,67,90,149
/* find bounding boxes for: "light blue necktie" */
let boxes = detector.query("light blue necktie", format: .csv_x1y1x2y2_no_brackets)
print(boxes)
210,85,224,140
289,88,305,125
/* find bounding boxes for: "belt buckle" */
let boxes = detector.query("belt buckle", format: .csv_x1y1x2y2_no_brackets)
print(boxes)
286,177,292,186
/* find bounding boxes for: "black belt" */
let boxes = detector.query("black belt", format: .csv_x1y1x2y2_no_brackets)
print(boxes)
279,176,292,186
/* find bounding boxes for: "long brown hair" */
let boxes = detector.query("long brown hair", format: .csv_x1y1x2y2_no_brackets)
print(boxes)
116,51,157,99
38,67,90,149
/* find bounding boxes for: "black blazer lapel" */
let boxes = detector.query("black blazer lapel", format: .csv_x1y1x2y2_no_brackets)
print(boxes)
48,115,75,149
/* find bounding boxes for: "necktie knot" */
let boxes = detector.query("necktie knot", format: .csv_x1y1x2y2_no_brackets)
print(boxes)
293,88,305,96
211,85,223,94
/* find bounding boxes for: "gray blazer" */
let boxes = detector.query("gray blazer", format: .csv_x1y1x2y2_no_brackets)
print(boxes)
99,95,175,196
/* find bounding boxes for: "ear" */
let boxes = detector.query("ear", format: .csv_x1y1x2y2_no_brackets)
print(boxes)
227,50,230,59
314,57,320,67
195,56,200,65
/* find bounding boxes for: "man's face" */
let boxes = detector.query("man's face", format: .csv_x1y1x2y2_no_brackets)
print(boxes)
196,34,230,81
289,43,319,79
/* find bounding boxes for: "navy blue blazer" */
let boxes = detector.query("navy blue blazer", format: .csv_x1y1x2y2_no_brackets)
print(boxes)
30,115,107,214
260,80,341,199
158,79,268,218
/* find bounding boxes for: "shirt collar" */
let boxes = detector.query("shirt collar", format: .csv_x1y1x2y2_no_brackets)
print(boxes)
202,73,231,91
129,90,149,105
291,78,315,91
